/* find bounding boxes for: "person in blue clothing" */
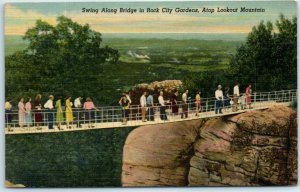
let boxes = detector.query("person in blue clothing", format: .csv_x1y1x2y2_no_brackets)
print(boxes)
146,91,155,121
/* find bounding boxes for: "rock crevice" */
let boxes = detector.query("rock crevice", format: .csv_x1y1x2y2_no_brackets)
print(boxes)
122,106,297,186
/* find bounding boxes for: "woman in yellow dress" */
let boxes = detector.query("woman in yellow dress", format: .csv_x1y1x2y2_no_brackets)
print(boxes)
65,96,73,128
55,96,64,130
195,90,201,116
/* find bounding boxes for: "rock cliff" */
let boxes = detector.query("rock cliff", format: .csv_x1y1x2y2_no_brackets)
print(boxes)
122,105,297,186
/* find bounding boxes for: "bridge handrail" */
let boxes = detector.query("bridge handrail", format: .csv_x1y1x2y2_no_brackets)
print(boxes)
5,89,297,113
4,89,297,131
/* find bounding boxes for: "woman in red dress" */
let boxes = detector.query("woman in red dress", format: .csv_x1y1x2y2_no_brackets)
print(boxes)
245,84,252,109
34,94,43,129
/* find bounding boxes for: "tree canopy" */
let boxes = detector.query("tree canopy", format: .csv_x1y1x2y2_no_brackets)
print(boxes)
228,14,297,91
5,14,297,106
179,14,296,98
6,16,119,103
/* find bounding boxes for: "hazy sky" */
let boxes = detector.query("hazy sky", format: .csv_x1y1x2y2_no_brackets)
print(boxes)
5,1,297,35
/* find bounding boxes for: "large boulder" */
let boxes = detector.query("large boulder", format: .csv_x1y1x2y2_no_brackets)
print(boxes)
122,120,204,186
122,105,297,186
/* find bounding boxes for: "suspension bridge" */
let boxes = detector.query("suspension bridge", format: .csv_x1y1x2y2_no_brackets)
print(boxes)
4,89,297,135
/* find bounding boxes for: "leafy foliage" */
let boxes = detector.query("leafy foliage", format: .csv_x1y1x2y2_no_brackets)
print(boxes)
5,15,296,106
228,14,297,91
179,70,236,100
6,16,119,102
178,15,296,98
6,128,134,187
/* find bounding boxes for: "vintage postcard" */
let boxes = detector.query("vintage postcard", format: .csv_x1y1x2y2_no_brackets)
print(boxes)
4,0,297,187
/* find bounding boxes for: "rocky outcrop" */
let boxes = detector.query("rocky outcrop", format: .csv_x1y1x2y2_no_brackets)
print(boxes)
134,80,182,92
122,105,297,186
128,80,182,105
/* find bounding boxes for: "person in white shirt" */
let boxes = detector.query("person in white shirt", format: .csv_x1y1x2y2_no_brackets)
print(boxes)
233,82,240,112
44,96,54,109
125,92,132,105
44,95,54,129
74,96,83,128
158,91,168,120
233,82,240,97
215,85,223,114
181,90,189,118
140,92,147,122
74,97,82,108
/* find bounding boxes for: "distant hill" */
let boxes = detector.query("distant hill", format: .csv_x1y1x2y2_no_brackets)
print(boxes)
5,35,29,56
5,34,245,56
101,33,247,41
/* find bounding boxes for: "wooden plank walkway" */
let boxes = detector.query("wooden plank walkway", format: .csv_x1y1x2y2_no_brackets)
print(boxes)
5,101,290,135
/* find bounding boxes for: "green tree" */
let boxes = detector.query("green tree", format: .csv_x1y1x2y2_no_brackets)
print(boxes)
228,14,297,91
181,70,230,98
272,15,297,89
6,16,119,103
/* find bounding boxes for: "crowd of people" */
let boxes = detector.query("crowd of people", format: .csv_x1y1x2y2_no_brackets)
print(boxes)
5,94,97,131
214,82,252,114
5,82,252,130
120,82,252,125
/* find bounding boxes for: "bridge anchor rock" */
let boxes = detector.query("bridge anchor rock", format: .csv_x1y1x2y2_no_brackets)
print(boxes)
122,105,297,186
